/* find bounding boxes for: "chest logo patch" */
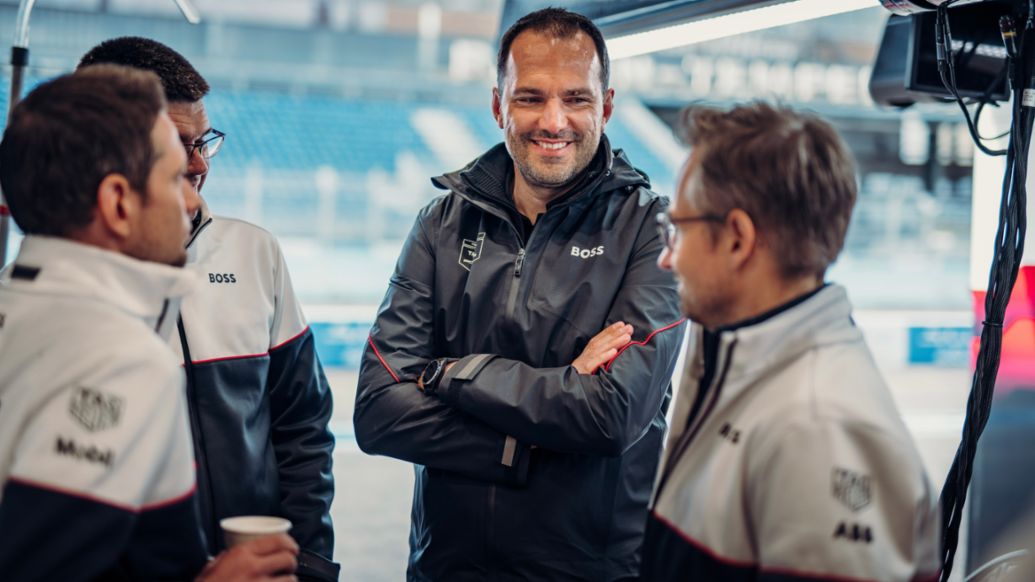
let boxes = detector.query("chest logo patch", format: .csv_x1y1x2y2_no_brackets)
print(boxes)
69,387,124,433
459,233,485,272
832,467,872,512
571,245,605,259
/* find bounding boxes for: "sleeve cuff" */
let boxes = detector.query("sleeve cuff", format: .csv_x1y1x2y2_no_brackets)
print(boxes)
437,353,495,404
296,548,340,582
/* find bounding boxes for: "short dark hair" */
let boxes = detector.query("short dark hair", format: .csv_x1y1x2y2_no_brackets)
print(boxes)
679,102,858,279
0,65,167,237
497,8,609,91
78,36,209,102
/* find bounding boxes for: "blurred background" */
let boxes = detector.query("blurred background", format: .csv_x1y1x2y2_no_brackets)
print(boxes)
0,1,984,579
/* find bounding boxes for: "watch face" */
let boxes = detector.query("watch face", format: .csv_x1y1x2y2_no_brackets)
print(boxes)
421,359,442,391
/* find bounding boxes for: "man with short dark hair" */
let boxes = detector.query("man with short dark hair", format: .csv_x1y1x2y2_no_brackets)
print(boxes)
355,8,684,580
0,65,299,581
78,38,338,581
641,102,941,581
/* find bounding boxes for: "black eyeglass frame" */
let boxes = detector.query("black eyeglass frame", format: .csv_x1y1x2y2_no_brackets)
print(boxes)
183,129,226,160
655,211,726,249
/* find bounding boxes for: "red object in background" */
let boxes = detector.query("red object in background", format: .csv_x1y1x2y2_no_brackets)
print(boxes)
972,266,1035,395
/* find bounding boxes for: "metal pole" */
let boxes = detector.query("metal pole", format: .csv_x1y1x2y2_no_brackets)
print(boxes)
0,0,200,265
172,0,200,25
0,0,37,266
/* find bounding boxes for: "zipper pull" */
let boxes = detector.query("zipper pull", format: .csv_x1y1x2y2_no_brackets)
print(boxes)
514,248,526,277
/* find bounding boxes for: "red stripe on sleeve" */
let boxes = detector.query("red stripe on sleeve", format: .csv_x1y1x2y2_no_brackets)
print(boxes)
603,318,686,372
368,336,400,382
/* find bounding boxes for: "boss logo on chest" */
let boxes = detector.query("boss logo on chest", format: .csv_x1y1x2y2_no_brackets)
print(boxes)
571,245,605,259
209,273,237,284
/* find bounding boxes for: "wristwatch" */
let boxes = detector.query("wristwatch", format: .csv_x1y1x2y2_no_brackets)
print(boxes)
419,358,452,394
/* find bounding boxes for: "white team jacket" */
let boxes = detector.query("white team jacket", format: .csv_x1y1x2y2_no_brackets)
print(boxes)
641,285,941,582
0,236,207,580
170,207,338,579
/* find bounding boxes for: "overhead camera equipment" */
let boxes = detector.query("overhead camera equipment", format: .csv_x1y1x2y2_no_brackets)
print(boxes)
871,2,1013,108
874,0,1033,580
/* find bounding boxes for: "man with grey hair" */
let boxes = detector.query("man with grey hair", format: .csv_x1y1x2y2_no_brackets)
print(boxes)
642,102,941,581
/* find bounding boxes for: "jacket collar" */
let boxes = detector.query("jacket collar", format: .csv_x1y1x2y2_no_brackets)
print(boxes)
430,134,650,211
8,236,198,326
687,284,861,397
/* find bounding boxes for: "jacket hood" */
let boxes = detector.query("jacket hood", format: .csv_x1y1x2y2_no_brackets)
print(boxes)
431,134,651,209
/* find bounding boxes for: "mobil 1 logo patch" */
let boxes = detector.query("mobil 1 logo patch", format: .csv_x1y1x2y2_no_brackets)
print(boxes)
459,233,485,272
832,467,872,512
69,387,124,432
55,436,115,468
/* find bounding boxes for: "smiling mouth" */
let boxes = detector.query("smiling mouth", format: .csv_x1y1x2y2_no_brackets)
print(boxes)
532,140,572,152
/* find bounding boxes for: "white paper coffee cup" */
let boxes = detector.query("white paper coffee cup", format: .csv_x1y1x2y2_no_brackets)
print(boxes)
220,515,292,548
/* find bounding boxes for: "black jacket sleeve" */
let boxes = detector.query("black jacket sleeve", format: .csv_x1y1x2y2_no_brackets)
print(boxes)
434,205,684,456
267,327,339,581
354,210,533,485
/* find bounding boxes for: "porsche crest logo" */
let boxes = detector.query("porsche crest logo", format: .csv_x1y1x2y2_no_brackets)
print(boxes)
69,387,124,433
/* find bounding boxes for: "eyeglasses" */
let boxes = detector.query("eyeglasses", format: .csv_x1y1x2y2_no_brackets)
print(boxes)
656,211,725,249
183,129,226,160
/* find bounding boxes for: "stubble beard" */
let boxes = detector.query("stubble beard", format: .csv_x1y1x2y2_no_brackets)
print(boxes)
510,131,599,190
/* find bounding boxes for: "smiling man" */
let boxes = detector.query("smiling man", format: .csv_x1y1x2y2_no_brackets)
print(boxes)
642,102,940,581
355,8,684,581
77,38,338,581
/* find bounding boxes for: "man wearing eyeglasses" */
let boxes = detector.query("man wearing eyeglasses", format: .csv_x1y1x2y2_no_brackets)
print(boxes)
78,38,338,582
641,102,940,581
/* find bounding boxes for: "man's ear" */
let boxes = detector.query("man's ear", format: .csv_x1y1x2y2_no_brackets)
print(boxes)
725,208,757,271
95,173,138,240
491,87,504,129
602,87,615,126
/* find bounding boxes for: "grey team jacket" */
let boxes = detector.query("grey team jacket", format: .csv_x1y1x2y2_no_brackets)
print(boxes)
355,138,686,581
640,285,941,581
170,205,338,580
0,236,208,579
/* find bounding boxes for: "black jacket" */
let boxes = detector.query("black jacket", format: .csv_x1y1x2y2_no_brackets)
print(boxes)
355,138,685,581
174,208,338,581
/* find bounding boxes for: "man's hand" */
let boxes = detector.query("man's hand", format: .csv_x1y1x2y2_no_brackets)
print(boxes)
572,322,633,375
195,534,300,582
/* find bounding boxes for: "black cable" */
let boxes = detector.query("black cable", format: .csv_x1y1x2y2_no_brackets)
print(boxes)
974,66,1011,141
937,2,1008,156
938,4,1033,578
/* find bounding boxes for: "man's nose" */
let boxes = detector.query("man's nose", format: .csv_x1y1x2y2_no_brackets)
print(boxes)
187,148,209,177
539,97,569,135
657,246,673,271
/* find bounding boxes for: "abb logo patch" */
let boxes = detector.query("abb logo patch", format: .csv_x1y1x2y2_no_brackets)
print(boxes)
571,245,605,259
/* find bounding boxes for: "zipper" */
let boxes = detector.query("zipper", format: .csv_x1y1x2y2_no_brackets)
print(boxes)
154,299,170,333
177,316,219,553
653,339,738,500
505,248,525,318
186,216,213,250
